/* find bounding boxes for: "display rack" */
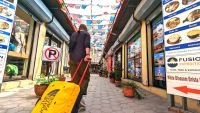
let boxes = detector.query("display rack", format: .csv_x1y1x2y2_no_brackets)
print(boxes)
8,51,28,59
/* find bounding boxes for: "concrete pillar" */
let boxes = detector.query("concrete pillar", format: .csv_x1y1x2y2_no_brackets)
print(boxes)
33,23,47,78
60,42,67,75
124,44,128,79
141,20,148,86
28,23,40,80
147,24,153,86
23,19,34,77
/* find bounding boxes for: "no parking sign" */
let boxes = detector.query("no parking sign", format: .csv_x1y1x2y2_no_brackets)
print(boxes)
42,46,61,61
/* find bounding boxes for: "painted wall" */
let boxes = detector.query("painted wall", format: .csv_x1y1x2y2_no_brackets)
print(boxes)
106,56,112,73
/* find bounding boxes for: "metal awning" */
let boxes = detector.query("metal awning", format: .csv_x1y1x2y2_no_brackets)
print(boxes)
42,0,76,36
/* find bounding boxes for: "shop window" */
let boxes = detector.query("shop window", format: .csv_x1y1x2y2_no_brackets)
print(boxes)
151,15,166,89
4,15,30,81
114,48,122,76
127,33,142,82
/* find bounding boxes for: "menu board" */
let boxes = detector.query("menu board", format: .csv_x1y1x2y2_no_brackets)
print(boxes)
0,0,17,83
162,0,200,100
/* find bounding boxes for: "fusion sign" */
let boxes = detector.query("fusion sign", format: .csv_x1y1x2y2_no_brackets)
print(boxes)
162,0,200,100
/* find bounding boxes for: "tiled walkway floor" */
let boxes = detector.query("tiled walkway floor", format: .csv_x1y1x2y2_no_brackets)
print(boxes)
0,74,171,113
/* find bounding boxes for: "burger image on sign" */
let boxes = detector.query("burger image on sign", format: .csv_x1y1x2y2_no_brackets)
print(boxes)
167,57,178,68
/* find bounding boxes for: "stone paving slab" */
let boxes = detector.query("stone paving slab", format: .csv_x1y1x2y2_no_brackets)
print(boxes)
0,74,172,113
80,75,171,113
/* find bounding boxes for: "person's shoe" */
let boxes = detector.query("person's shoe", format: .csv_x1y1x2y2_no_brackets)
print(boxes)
78,106,86,112
80,98,86,107
78,98,86,112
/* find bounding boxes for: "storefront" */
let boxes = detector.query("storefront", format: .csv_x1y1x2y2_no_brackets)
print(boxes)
3,5,35,81
105,0,200,112
127,33,142,82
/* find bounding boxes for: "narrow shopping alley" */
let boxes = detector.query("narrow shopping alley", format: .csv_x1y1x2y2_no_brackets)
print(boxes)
0,74,170,113
0,0,200,113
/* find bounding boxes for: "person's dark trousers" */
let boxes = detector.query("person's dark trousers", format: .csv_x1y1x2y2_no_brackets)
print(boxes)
69,60,90,95
69,60,90,113
71,88,84,113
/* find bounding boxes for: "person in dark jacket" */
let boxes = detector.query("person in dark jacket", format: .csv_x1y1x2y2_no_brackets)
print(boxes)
69,24,91,113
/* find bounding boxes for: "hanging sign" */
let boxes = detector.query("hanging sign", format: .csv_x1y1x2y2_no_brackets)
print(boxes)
162,0,200,100
42,46,61,62
0,0,17,83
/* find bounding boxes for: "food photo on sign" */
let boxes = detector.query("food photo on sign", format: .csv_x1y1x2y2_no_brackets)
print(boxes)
166,34,182,45
165,1,180,13
165,27,200,47
182,0,197,5
0,5,13,17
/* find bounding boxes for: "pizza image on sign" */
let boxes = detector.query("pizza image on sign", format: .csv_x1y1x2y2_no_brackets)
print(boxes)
42,46,61,62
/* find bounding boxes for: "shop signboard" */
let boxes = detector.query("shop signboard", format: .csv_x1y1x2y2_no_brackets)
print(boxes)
0,0,17,83
42,46,61,62
162,0,200,100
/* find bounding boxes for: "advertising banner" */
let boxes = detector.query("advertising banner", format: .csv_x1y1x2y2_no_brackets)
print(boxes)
162,0,200,100
0,0,17,83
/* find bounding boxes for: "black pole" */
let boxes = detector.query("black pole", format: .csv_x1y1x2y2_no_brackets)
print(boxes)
182,97,188,110
168,94,175,107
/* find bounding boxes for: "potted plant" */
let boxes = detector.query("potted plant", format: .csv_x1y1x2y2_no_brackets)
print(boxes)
109,71,115,83
114,61,122,87
115,70,121,87
34,74,59,97
104,69,108,78
123,82,137,97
